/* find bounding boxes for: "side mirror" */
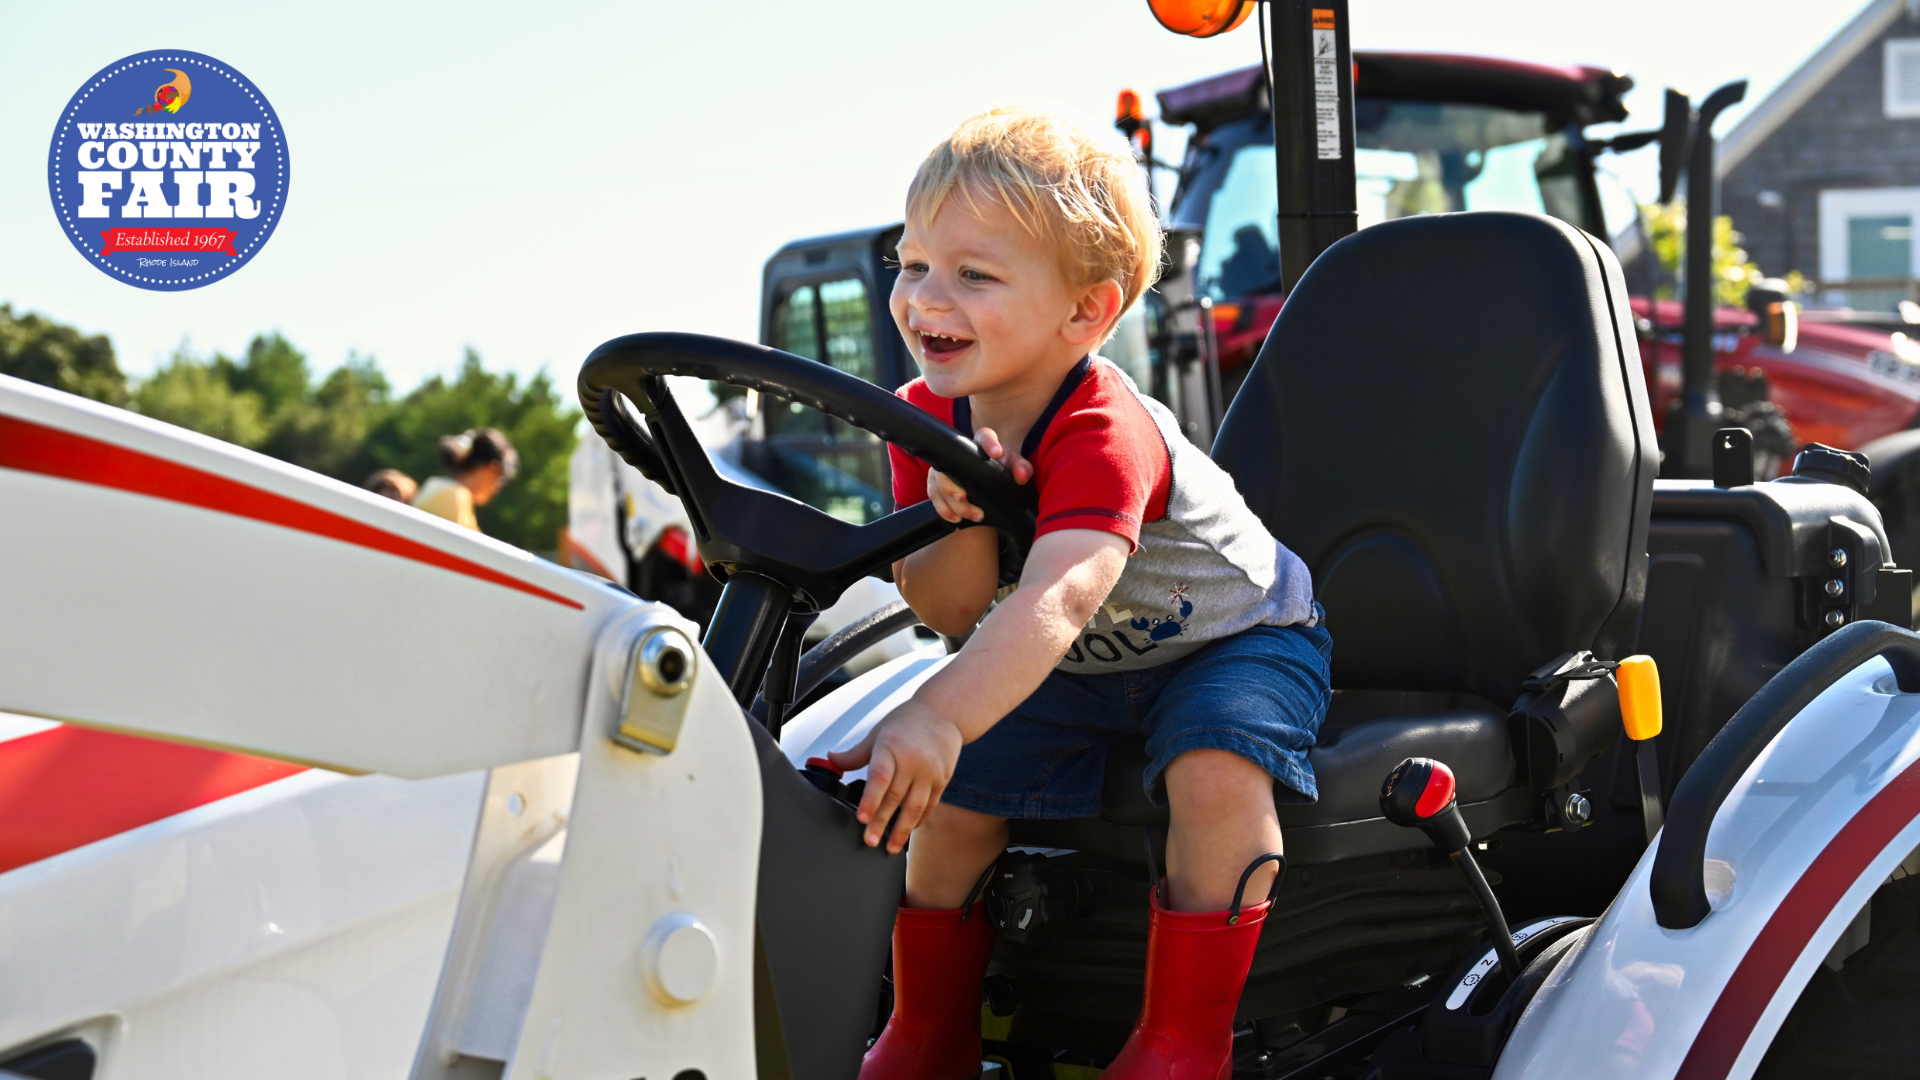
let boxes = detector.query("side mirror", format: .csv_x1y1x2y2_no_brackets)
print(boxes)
1658,88,1692,205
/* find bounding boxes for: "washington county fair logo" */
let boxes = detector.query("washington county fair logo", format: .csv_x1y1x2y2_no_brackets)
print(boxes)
46,50,288,291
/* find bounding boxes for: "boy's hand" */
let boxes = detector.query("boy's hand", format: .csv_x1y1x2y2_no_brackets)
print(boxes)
828,699,966,852
927,427,1034,524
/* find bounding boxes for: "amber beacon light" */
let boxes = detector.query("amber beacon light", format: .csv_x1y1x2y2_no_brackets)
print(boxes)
1147,0,1255,37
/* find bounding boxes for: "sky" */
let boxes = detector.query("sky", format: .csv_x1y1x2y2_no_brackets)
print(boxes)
0,0,1866,391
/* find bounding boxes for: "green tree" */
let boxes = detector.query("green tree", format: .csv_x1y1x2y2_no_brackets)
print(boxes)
133,352,270,446
351,349,579,552
1641,201,1764,306
4,307,577,554
260,355,391,477
0,304,127,405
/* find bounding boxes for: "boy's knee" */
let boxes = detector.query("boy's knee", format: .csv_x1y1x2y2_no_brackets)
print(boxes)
918,800,1007,842
1165,748,1276,810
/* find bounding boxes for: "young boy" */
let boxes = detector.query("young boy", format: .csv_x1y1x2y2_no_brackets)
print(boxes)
828,104,1330,1080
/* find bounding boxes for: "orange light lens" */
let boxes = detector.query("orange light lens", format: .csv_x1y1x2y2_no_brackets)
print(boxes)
1147,0,1254,38
1617,655,1663,742
1117,89,1144,123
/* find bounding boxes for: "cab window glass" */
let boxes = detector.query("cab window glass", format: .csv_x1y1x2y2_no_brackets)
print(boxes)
756,274,890,523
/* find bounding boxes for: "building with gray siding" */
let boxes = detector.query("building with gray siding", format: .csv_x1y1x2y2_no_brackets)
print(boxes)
1722,0,1920,310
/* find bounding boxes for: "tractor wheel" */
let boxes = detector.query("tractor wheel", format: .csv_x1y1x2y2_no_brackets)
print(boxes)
1754,865,1920,1078
1860,429,1920,626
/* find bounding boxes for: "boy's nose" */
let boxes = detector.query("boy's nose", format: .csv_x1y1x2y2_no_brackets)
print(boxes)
908,278,953,312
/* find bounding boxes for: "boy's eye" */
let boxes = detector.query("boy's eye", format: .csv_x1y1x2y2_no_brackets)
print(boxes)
903,261,929,274
961,268,993,283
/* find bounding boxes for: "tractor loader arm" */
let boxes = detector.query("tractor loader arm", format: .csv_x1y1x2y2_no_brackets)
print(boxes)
0,374,772,1079
0,373,621,778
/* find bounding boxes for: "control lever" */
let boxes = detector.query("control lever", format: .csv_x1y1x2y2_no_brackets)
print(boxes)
1616,655,1665,843
1381,757,1523,980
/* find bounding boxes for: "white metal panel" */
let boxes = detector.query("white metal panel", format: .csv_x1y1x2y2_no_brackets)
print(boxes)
0,376,636,777
504,607,763,1080
0,769,484,1073
1495,658,1920,1080
775,644,949,775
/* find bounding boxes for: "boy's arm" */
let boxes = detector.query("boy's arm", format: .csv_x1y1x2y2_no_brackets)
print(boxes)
894,529,1001,637
891,426,1033,636
832,527,1130,851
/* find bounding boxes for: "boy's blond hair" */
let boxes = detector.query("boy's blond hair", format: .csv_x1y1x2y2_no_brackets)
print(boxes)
906,104,1162,329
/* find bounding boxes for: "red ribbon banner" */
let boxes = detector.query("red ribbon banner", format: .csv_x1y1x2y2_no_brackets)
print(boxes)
98,227,239,258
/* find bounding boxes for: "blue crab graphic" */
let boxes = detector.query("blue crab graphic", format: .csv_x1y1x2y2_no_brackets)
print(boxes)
1131,583,1194,642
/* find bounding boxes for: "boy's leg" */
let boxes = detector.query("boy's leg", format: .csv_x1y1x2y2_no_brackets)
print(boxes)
861,804,1007,1080
1163,747,1283,912
905,801,1009,908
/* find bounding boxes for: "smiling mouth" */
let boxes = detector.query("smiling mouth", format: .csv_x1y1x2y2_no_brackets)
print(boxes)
919,331,974,358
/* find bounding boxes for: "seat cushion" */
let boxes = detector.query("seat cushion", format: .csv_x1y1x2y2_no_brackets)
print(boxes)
1002,710,1528,865
1098,709,1517,829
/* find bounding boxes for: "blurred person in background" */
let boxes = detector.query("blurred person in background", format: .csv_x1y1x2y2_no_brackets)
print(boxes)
363,468,417,504
414,427,518,532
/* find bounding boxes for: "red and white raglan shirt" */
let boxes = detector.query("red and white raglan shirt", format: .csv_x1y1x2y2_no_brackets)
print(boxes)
889,355,1317,674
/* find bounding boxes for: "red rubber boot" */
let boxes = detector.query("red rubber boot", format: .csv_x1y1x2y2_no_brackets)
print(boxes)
1101,890,1273,1080
859,902,996,1080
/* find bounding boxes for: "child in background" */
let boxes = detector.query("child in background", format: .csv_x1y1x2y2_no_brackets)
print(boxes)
414,427,518,532
829,105,1329,1080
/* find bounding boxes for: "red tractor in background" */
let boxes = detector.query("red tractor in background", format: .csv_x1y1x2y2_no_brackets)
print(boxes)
1133,51,1920,614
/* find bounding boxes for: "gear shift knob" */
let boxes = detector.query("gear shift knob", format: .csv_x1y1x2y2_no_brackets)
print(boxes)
1381,756,1472,854
1383,756,1524,982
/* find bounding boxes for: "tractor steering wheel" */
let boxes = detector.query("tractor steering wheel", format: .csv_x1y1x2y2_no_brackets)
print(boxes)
578,332,1038,614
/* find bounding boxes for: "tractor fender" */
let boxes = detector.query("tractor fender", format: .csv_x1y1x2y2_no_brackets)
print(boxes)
1492,639,1920,1080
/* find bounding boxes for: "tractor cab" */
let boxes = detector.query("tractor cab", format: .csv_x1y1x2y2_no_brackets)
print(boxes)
1144,52,1642,439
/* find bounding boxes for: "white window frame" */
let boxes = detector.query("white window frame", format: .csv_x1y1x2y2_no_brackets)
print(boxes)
1818,187,1920,282
1886,39,1920,119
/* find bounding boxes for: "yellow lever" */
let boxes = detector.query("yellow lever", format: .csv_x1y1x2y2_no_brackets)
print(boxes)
1617,655,1663,742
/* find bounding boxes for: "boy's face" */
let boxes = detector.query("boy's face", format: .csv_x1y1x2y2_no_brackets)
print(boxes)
892,196,1108,401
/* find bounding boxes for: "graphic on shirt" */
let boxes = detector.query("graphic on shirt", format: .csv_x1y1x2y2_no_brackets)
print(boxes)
47,50,289,291
1131,582,1194,642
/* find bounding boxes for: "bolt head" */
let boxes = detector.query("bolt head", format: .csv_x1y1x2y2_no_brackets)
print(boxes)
637,626,696,696
1826,610,1848,628
1825,578,1846,597
1830,548,1849,568
1564,792,1592,825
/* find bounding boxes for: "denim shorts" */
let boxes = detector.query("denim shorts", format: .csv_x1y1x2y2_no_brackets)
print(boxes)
942,614,1332,820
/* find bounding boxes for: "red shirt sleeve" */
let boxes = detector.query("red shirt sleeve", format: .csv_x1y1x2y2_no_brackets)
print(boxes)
887,378,952,510
1027,365,1171,550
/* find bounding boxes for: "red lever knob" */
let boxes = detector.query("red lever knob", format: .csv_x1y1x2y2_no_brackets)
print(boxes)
1381,757,1472,854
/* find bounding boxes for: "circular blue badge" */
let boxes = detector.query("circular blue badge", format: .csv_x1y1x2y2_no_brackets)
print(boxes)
47,50,288,291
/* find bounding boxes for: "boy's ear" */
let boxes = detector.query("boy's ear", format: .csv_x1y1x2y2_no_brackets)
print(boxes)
1063,279,1126,348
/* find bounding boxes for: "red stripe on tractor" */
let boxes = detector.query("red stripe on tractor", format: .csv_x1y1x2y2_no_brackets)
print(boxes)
0,726,306,875
1676,755,1920,1079
0,413,582,610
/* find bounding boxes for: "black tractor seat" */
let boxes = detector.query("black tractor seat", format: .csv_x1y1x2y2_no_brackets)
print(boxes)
1013,211,1657,871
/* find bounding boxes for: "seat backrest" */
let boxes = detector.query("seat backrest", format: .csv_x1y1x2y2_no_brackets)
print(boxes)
1213,212,1655,706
